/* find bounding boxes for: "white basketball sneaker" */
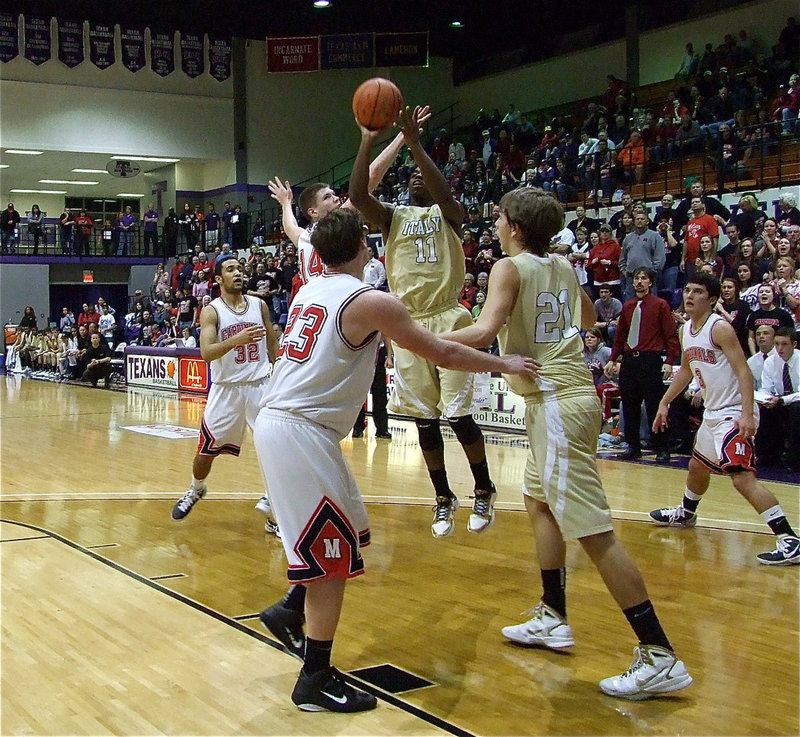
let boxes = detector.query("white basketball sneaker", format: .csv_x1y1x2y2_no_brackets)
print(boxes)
431,495,459,538
468,486,497,533
501,602,575,649
599,645,693,700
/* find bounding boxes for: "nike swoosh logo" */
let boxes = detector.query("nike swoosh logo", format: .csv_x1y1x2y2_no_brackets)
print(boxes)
288,634,304,649
320,691,348,705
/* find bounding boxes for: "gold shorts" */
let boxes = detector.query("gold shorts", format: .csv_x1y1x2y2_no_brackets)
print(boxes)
523,393,613,540
388,305,477,419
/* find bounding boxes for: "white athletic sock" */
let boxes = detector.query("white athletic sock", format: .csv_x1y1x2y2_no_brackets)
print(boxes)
684,488,703,501
761,504,785,525
191,475,207,490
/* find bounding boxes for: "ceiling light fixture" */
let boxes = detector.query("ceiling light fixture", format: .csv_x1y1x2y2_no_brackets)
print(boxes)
111,155,180,163
10,188,67,194
4,149,44,155
314,0,331,7
449,20,464,27
116,193,145,197
72,168,110,174
0,164,9,169
40,179,99,185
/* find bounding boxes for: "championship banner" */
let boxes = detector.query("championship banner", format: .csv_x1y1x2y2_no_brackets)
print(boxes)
150,30,174,77
320,33,372,70
120,25,145,72
89,22,115,69
267,36,319,73
374,31,428,67
57,18,84,68
23,15,50,65
180,31,204,78
208,34,231,82
0,13,19,63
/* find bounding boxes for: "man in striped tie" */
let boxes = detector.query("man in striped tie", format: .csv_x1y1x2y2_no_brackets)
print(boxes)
761,327,800,471
604,268,680,462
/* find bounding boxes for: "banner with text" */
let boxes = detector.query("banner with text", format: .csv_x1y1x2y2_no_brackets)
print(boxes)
57,18,84,68
267,36,319,72
180,31,204,78
120,25,145,72
320,33,372,70
23,15,50,65
374,31,428,67
208,34,231,81
0,13,19,63
89,22,115,69
150,30,174,77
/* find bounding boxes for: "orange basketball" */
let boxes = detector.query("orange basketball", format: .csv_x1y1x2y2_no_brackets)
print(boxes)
352,77,404,131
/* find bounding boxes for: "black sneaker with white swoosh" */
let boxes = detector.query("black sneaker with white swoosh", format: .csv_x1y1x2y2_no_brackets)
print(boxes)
291,667,377,712
259,602,306,660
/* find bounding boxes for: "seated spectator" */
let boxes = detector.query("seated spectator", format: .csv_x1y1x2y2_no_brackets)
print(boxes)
746,283,795,354
97,304,117,349
180,326,197,348
773,256,800,328
757,327,800,469
715,276,751,356
668,114,704,159
616,130,649,184
737,261,761,309
776,192,800,235
583,328,612,386
749,320,779,389
471,291,486,320
695,234,724,278
771,73,799,136
567,205,600,236
81,333,112,388
594,285,623,344
459,273,477,310
19,305,37,330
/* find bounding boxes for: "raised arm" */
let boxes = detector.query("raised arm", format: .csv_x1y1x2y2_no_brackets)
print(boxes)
395,106,464,230
268,178,304,246
349,126,395,235
441,257,519,348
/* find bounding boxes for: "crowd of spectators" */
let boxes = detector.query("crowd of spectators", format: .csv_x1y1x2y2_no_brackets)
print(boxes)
358,19,800,213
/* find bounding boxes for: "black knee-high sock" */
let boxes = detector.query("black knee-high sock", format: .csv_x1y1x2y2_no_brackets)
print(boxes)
429,468,452,499
303,637,333,675
541,568,566,618
469,459,493,491
282,584,306,613
623,600,672,651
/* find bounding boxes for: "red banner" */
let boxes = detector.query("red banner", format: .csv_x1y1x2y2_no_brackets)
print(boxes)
267,36,319,72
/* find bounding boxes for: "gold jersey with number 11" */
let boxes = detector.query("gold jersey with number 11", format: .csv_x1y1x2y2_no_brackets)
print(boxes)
385,204,465,317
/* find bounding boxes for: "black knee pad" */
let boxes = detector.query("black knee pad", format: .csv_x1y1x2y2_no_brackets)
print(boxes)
415,418,443,451
447,415,482,446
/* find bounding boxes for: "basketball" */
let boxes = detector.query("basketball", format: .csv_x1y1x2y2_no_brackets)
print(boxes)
352,77,403,131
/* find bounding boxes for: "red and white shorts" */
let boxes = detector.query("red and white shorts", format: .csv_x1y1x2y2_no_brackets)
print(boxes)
692,405,758,474
253,408,370,583
197,379,268,457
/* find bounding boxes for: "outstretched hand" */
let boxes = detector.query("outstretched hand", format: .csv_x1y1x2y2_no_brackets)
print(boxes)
395,106,425,145
268,177,293,207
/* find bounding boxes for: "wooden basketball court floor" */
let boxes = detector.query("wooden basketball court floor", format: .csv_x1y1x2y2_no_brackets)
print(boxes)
1,374,798,736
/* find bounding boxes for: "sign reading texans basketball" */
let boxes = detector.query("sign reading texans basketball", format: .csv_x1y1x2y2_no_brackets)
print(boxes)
126,354,179,390
179,356,210,393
